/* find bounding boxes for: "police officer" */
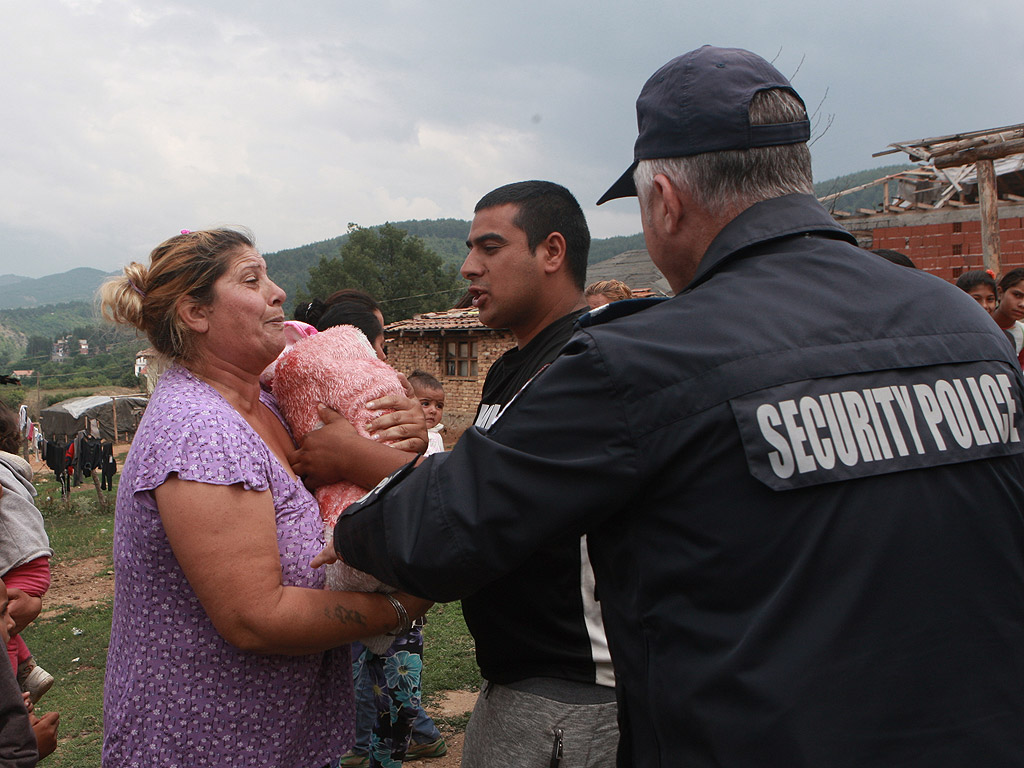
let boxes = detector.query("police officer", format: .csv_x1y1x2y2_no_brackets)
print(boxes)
323,46,1024,767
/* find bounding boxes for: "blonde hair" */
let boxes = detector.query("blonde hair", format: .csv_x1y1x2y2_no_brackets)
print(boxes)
99,228,255,363
585,279,633,303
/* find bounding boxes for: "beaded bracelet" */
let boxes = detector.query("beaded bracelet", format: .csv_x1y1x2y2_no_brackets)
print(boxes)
384,593,412,636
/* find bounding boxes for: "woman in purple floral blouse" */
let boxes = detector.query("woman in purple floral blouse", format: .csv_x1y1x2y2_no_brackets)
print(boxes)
98,228,431,768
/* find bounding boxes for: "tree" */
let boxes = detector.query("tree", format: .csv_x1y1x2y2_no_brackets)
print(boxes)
297,223,465,322
25,335,52,361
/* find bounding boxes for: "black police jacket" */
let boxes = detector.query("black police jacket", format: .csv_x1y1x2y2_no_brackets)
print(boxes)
336,194,1024,767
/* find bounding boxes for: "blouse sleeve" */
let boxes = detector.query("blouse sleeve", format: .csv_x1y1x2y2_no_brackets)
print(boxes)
130,390,272,508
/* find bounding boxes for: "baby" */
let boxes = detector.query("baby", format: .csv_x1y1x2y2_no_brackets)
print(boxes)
271,324,407,653
408,370,445,455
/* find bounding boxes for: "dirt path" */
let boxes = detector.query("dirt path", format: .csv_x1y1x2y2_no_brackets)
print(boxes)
41,555,112,617
424,690,478,767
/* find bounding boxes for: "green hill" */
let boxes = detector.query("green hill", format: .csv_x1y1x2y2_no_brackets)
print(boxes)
0,267,113,311
0,163,920,319
814,163,915,216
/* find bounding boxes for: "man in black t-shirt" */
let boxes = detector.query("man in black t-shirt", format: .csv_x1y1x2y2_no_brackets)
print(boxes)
292,181,621,765
455,181,618,767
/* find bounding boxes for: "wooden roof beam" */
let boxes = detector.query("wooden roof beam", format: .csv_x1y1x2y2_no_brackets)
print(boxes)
934,139,1024,169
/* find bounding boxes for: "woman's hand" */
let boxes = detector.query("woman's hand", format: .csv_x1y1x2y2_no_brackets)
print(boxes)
6,587,41,635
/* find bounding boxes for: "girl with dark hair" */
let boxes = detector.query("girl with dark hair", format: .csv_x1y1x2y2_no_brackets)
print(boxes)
992,268,1024,370
955,270,997,314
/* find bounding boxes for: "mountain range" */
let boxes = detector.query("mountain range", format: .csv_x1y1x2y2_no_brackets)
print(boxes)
0,267,116,311
0,165,915,311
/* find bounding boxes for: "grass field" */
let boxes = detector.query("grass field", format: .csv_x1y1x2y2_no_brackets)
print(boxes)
20,472,480,766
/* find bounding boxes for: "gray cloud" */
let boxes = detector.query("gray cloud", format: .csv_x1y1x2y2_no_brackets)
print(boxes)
0,0,1021,277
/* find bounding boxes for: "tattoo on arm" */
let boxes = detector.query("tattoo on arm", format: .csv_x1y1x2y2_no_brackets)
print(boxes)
326,604,368,627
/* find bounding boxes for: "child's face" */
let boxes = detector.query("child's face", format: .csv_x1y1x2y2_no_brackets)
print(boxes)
415,387,445,429
968,286,997,315
1000,281,1024,322
0,582,14,646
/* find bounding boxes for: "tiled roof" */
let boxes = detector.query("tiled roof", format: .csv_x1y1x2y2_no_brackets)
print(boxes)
385,307,495,334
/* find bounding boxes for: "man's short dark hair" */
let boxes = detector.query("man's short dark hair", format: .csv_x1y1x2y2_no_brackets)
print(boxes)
474,181,591,290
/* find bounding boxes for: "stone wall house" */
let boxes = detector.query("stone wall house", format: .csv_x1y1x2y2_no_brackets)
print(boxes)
385,307,514,444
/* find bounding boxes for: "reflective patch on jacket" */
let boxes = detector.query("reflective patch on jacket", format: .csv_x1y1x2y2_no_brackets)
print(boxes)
731,361,1024,490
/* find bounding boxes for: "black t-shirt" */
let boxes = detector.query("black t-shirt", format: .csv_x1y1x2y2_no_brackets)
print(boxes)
465,307,613,687
475,309,588,429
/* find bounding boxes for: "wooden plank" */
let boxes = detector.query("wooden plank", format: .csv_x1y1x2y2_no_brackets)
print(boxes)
816,171,915,203
934,138,1024,169
977,159,1002,275
873,123,1024,159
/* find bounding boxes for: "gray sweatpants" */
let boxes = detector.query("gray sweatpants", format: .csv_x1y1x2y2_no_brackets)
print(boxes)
461,682,619,768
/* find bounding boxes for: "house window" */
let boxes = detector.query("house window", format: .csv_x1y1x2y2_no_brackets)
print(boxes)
445,339,479,377
952,243,962,256
952,222,962,234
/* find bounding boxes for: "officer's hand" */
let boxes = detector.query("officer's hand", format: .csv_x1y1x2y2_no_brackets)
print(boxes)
367,379,428,454
289,406,361,490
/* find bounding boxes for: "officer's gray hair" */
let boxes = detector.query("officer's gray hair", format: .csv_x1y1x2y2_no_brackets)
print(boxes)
634,88,813,215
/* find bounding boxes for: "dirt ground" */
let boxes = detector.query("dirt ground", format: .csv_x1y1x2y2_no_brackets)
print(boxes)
41,555,113,617
43,554,477,766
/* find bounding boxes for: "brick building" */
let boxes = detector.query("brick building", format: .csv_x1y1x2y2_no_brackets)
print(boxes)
842,205,1024,280
826,124,1024,281
384,307,514,442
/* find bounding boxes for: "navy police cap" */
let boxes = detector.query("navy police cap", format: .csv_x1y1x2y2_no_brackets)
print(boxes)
597,46,811,205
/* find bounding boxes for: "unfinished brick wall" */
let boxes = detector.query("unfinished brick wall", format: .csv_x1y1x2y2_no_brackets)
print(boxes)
387,330,515,445
862,215,1024,281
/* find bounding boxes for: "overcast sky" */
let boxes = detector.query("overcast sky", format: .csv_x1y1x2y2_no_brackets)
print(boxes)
1,0,1021,278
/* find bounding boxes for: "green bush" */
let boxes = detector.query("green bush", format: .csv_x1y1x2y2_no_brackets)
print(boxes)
0,385,25,411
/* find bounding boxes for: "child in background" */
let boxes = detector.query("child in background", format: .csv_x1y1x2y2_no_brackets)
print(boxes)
585,279,633,310
955,269,998,314
1,579,59,763
0,404,54,705
991,268,1024,370
408,371,445,456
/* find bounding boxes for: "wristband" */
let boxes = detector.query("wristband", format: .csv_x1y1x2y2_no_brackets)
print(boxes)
384,593,412,636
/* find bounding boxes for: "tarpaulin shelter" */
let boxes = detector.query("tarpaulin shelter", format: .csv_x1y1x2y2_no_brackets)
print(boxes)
40,395,148,442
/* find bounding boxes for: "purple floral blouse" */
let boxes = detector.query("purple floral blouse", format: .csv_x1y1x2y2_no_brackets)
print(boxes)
103,365,353,767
